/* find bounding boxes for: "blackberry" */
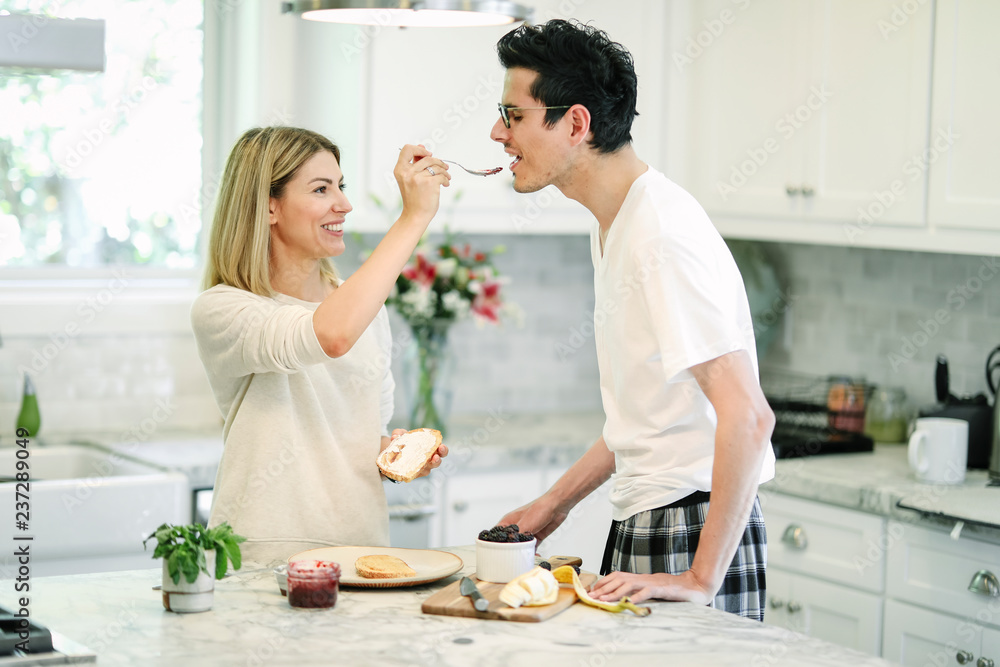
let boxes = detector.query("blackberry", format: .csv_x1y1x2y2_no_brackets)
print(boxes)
539,561,552,570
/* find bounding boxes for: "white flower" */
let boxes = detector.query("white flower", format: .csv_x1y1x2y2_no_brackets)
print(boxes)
437,257,458,279
401,287,435,318
442,290,470,318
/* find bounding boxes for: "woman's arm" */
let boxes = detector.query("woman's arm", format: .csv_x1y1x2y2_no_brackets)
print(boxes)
314,145,450,357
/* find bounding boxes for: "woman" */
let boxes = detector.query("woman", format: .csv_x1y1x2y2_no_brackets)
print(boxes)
191,127,450,563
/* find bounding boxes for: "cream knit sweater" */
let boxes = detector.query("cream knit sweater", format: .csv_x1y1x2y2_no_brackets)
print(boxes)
191,284,394,564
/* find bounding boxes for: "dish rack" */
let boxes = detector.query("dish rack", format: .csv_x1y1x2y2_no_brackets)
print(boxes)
759,369,875,458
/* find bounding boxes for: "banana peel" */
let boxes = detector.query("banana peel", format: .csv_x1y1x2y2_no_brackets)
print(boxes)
551,565,652,617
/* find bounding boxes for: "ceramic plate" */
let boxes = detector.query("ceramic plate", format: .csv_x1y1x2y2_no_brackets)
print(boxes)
288,546,464,588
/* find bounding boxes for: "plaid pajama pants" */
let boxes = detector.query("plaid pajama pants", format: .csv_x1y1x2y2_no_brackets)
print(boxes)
600,492,768,621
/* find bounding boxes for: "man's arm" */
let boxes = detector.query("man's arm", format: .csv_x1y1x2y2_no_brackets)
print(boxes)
498,434,615,542
589,350,774,604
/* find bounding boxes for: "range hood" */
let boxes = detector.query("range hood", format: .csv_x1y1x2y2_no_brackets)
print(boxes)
0,13,105,72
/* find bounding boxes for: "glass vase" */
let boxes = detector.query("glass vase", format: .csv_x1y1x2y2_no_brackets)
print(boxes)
401,320,456,437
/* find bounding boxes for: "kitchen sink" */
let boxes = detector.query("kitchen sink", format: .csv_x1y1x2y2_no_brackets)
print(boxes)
0,441,190,577
1,443,174,481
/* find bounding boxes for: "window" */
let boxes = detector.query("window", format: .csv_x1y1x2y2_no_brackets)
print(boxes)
0,0,203,268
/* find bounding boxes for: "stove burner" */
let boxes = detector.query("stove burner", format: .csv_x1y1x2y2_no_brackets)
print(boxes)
0,606,95,665
0,610,52,656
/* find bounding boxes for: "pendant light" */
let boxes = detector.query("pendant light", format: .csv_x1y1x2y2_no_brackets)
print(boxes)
282,1,533,28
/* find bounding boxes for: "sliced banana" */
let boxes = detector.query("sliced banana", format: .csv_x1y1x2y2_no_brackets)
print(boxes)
499,566,560,608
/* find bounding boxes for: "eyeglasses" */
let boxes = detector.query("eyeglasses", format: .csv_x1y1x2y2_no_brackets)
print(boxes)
497,103,572,129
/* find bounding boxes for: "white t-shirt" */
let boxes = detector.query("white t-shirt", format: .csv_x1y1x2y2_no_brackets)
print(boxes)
591,168,776,522
190,284,395,564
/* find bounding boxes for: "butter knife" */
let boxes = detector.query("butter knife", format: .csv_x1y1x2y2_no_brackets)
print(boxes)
459,576,489,612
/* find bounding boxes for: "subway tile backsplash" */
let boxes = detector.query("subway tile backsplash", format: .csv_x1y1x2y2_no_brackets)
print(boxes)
0,235,996,437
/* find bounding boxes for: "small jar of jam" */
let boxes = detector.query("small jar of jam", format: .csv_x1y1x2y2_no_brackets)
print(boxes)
287,560,341,609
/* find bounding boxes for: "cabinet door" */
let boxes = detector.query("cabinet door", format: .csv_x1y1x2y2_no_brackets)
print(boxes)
886,520,1000,622
792,572,883,656
982,627,1000,667
536,467,614,573
883,598,983,666
762,493,886,593
802,0,932,226
927,0,1000,230
442,469,544,548
673,0,810,219
673,0,932,227
763,567,795,632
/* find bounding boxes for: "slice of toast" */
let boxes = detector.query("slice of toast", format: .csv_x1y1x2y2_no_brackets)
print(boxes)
355,554,417,579
376,428,442,483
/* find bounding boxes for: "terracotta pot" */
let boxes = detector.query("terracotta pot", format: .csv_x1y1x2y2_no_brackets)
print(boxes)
161,551,215,613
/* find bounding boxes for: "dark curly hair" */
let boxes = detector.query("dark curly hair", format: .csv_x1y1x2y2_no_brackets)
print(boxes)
496,19,639,154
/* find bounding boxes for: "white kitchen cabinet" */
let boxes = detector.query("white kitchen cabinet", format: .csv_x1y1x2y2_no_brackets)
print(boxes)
883,598,999,667
883,520,1000,666
441,468,544,547
761,492,887,655
926,0,1000,231
766,567,884,655
763,492,887,593
886,520,1000,621
671,0,932,228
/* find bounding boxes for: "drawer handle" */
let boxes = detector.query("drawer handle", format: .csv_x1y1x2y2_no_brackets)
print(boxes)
957,650,974,665
786,601,802,614
977,658,994,667
785,184,801,196
768,597,784,609
969,570,1000,597
452,501,468,513
781,524,808,550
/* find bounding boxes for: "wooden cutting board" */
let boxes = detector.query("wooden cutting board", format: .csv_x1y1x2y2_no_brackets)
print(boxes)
421,573,597,622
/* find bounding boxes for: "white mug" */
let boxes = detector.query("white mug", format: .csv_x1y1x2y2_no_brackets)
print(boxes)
907,417,969,484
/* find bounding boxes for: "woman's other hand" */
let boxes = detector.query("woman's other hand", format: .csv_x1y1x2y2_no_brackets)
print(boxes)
385,428,448,480
414,442,448,480
395,144,450,226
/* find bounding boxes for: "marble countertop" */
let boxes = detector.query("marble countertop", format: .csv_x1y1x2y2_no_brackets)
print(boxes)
7,546,895,667
762,444,1000,540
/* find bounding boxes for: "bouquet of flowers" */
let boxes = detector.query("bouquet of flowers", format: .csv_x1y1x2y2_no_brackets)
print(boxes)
390,232,514,328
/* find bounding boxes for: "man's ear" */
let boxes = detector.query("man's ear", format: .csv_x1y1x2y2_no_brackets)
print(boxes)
566,104,592,147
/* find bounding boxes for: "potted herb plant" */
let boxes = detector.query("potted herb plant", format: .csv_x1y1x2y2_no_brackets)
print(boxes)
143,522,246,613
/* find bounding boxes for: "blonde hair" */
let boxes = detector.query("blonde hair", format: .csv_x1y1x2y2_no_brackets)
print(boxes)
202,126,342,295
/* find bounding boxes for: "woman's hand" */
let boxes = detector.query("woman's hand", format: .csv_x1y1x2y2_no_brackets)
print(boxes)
588,569,716,606
394,144,450,226
387,428,448,480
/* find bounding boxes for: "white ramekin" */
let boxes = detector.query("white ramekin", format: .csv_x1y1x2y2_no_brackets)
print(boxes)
475,537,536,583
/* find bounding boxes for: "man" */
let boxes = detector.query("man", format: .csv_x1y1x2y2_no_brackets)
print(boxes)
492,20,777,621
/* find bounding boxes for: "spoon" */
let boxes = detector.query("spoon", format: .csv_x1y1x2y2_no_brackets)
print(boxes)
400,149,503,176
440,159,503,177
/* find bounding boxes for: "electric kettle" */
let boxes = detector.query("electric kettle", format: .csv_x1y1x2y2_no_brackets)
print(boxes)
988,346,1000,485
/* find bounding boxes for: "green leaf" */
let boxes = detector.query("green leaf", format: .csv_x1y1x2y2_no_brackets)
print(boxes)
213,544,228,580
167,551,182,585
181,549,201,584
224,537,243,572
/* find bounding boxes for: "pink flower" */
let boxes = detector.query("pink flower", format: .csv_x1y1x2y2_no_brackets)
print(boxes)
401,254,437,287
471,279,503,323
